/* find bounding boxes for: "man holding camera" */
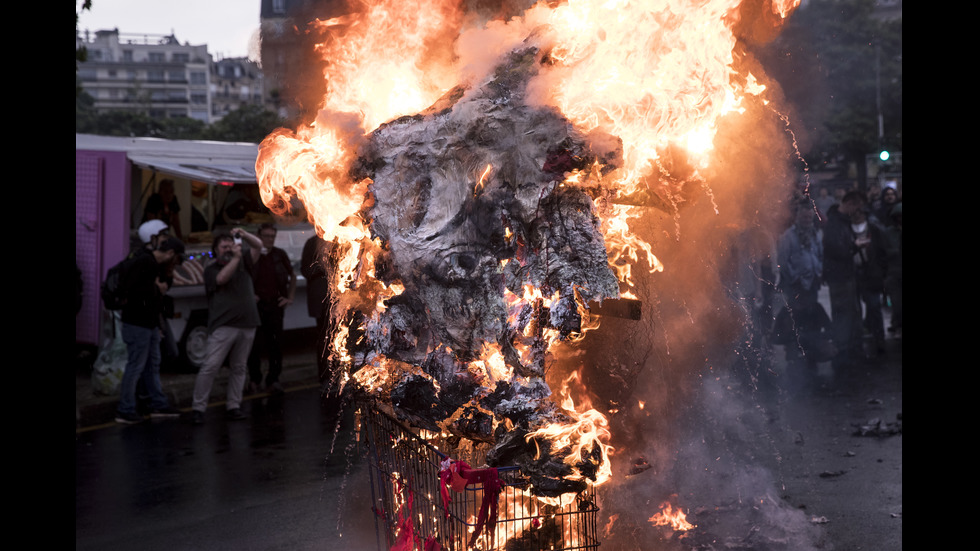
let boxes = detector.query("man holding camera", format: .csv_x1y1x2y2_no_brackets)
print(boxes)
190,228,262,424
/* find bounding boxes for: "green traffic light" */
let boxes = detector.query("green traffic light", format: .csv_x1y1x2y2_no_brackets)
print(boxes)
879,150,890,162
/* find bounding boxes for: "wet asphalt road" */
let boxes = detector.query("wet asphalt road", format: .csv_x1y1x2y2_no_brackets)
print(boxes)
75,339,901,551
75,389,380,551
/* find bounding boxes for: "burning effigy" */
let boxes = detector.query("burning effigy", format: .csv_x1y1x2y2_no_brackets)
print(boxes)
255,0,803,548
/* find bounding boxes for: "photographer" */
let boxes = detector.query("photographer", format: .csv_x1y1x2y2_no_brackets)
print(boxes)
189,228,262,425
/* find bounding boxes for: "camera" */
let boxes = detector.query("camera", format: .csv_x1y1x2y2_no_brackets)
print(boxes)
234,236,242,245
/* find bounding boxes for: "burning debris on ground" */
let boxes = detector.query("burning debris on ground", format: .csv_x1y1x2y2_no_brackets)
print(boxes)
626,457,653,477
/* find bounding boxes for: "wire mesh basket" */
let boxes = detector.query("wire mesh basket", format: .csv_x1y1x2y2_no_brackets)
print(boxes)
362,403,601,550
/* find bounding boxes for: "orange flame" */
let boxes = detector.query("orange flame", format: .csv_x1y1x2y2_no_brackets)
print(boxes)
256,0,801,504
649,501,696,531
526,371,614,488
311,0,462,131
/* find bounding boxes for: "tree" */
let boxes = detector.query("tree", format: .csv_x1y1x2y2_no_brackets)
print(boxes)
160,116,208,140
76,0,92,67
755,0,902,186
203,104,285,143
76,0,92,98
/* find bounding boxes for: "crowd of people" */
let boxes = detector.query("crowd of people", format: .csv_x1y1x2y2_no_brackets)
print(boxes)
112,220,330,426
775,182,903,370
723,179,902,389
110,178,901,424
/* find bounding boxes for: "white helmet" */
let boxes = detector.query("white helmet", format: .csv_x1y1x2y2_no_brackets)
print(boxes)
138,219,169,243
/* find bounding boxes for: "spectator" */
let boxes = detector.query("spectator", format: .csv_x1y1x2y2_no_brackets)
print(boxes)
190,228,263,424
866,182,881,213
246,223,297,394
882,201,902,337
135,219,181,363
822,190,865,360
143,179,183,240
776,198,829,367
813,186,836,225
875,186,900,228
114,235,186,424
301,234,335,384
850,201,888,355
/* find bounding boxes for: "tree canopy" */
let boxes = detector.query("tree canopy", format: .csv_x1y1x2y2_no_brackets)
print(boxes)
754,0,901,180
75,88,285,143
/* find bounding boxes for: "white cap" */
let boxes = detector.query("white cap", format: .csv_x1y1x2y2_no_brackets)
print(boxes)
138,220,169,243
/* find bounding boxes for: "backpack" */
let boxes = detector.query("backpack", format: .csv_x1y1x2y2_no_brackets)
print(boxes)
101,256,135,310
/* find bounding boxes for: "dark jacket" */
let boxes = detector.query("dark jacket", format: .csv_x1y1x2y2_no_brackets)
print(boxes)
853,221,888,293
301,236,331,319
120,248,172,329
822,204,855,284
252,247,294,304
823,204,887,292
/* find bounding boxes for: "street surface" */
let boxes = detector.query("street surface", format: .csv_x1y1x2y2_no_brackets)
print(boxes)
76,338,901,551
75,390,379,551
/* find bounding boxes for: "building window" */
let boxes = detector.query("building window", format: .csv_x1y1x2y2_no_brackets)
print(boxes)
190,72,207,85
173,53,190,63
149,52,165,63
123,50,133,62
168,70,187,83
191,93,208,105
147,70,165,82
272,0,286,14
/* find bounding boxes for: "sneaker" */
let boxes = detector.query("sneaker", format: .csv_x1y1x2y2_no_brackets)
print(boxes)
190,410,205,425
115,411,145,425
226,408,247,421
150,406,181,419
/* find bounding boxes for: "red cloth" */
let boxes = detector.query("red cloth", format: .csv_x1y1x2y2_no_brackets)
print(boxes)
439,459,504,549
390,479,416,551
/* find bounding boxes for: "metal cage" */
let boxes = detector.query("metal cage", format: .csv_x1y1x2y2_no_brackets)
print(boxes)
363,404,601,551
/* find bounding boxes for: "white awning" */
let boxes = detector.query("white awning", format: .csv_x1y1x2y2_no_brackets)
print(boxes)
76,133,260,185
126,155,257,185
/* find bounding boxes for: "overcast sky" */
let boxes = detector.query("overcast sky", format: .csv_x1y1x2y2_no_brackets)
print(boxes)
77,0,262,60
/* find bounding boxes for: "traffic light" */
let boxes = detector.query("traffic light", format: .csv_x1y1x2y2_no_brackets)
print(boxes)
879,150,890,162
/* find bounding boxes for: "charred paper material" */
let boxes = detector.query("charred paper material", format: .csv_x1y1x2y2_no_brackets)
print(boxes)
348,45,623,494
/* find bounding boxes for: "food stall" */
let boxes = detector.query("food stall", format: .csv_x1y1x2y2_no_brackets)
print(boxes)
76,134,319,370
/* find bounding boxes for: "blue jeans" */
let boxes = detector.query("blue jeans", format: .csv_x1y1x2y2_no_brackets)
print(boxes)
117,322,171,415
